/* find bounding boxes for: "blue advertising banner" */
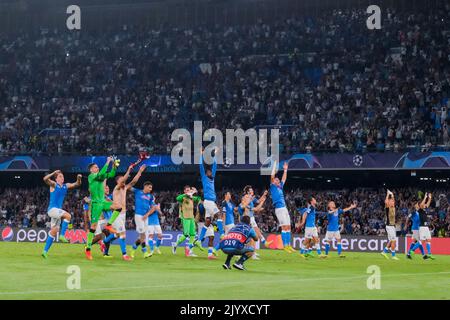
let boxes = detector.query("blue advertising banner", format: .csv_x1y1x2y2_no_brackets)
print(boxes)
1,151,450,172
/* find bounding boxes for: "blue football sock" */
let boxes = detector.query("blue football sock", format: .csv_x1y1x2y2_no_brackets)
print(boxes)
132,243,138,250
337,243,342,255
199,226,208,242
156,238,161,248
119,238,127,255
148,239,154,251
217,219,224,236
325,243,330,255
426,243,432,255
103,233,115,244
300,248,305,254
44,235,55,253
391,249,396,257
316,245,322,255
287,231,291,246
208,247,213,256
418,243,425,255
383,247,389,254
60,219,69,238
281,231,286,246
408,242,415,253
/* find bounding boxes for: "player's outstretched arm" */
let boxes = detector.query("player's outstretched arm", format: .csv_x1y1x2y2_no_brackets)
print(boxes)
43,170,59,188
176,194,186,202
270,160,278,183
126,165,146,190
67,174,82,190
95,157,112,181
281,161,288,184
420,193,428,208
343,202,357,213
199,148,206,177
254,191,269,213
425,193,432,208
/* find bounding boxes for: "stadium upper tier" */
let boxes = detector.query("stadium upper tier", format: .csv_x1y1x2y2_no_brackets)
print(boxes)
0,5,449,155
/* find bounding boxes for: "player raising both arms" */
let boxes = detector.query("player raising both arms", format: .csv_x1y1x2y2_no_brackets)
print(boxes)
85,157,122,260
269,161,295,253
103,164,147,261
324,200,357,257
242,186,272,248
197,148,220,259
42,170,82,258
172,186,203,257
380,190,399,260
238,191,269,259
417,193,435,260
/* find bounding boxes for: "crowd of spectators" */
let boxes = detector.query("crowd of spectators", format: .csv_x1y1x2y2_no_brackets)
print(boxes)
1,5,450,155
1,186,449,237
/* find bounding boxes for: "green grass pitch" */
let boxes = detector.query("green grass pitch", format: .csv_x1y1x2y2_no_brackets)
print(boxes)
0,242,449,299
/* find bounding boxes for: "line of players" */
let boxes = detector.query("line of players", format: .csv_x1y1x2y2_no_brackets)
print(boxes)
41,152,437,268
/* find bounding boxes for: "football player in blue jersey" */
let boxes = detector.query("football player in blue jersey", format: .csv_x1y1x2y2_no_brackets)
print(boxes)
42,170,82,258
324,200,357,257
269,161,294,253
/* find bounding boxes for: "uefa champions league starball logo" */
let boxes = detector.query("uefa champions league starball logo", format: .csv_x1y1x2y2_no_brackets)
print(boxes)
223,157,232,168
1,227,14,241
353,155,363,167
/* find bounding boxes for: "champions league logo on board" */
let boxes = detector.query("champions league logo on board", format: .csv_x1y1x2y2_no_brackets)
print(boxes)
353,155,363,167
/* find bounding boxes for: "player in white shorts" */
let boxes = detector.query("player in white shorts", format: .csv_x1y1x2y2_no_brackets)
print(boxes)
417,193,435,260
269,161,295,253
238,191,270,259
103,164,146,261
324,200,356,257
130,181,155,258
145,199,163,255
381,190,399,260
242,186,272,249
297,196,326,258
41,170,82,258
198,148,220,259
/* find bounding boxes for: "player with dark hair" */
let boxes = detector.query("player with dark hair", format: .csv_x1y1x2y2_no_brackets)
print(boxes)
173,186,203,257
380,190,399,260
219,215,258,270
269,161,294,253
130,181,154,259
297,196,326,258
102,164,146,261
406,201,426,259
85,157,122,260
417,193,435,260
198,148,220,259
324,200,356,257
